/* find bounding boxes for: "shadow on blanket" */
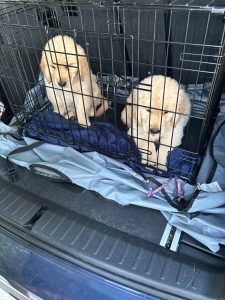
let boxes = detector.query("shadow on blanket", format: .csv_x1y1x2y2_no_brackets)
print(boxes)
25,112,199,180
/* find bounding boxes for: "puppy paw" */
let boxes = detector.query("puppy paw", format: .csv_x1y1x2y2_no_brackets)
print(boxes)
158,164,168,172
64,111,75,119
147,147,158,166
157,146,169,172
141,158,156,169
78,118,91,127
141,149,157,168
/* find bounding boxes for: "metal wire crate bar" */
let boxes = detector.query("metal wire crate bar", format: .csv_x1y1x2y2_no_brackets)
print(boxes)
0,0,225,182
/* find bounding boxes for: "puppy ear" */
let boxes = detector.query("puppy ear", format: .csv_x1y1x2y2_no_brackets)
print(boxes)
78,55,89,81
175,90,188,125
121,104,132,128
122,90,143,130
121,103,144,130
40,54,45,72
136,105,144,129
40,53,52,84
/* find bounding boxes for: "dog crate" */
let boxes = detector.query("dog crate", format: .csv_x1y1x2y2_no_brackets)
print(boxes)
0,0,225,182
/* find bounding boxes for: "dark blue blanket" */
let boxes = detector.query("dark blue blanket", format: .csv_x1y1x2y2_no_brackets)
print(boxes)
25,112,199,179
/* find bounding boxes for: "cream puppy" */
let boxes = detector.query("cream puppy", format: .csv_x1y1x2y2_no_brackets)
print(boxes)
40,35,109,126
121,75,191,171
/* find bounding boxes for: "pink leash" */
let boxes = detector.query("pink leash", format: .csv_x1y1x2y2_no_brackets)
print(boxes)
147,177,171,198
147,176,186,200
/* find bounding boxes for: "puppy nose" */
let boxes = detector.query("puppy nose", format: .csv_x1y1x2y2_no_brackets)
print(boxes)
150,128,160,135
58,80,67,87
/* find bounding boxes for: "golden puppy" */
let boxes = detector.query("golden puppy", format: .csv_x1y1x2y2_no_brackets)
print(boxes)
121,75,191,171
40,35,109,126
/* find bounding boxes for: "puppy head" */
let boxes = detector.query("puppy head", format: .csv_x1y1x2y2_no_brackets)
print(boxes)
40,35,89,87
123,76,190,142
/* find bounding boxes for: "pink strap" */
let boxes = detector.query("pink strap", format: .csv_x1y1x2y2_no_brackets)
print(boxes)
147,177,186,199
147,177,171,198
175,177,186,199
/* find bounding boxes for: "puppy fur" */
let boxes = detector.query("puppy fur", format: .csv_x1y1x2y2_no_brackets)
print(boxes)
40,35,109,126
121,75,191,170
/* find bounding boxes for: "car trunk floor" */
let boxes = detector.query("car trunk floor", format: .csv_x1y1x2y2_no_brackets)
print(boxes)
0,156,166,246
1,155,225,259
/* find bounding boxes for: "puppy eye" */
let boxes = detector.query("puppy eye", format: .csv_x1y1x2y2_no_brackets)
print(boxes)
51,65,56,69
146,109,151,113
164,111,168,114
